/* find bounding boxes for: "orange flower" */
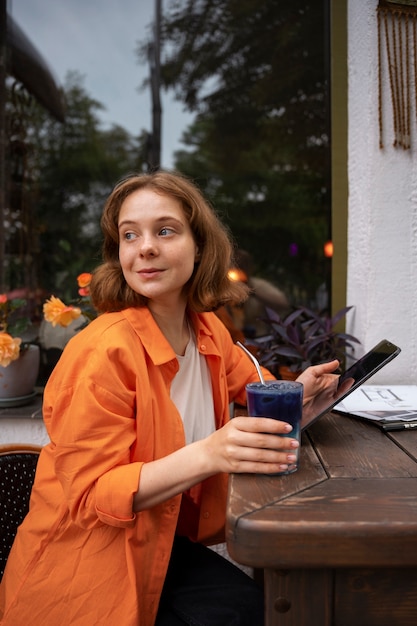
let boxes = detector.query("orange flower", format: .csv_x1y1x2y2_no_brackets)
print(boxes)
43,296,82,328
77,273,92,288
0,294,8,304
77,273,92,297
0,333,22,367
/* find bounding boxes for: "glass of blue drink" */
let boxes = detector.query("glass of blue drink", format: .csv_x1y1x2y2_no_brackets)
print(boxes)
246,381,304,475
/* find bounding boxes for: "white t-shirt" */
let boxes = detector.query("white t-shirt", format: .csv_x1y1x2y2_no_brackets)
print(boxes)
170,329,216,445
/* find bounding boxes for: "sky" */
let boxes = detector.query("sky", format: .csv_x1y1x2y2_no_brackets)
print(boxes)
8,0,194,168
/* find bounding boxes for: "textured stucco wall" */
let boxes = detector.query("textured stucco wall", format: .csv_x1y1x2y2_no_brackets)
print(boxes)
1,418,49,446
347,0,417,383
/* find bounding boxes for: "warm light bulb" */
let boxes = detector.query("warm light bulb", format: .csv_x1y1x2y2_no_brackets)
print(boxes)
227,269,248,282
324,241,334,258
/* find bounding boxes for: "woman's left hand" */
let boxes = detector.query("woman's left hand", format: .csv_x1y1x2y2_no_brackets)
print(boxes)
296,360,353,429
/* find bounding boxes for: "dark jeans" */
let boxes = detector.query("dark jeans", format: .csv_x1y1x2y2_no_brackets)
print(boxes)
155,536,264,626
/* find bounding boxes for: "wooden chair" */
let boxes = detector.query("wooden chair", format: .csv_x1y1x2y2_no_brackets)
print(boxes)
0,444,42,581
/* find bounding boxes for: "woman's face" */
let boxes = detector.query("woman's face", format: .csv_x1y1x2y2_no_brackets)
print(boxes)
118,187,199,309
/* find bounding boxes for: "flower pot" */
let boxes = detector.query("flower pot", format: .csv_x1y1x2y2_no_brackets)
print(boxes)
0,344,40,400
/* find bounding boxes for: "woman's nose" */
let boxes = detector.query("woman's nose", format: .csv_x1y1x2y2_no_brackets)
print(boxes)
139,234,157,257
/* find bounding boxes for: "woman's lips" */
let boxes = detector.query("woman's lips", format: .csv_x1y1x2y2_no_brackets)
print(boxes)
138,268,163,278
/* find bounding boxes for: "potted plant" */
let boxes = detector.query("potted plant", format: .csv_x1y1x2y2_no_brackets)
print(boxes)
0,294,40,401
39,273,97,382
0,274,98,399
254,305,361,379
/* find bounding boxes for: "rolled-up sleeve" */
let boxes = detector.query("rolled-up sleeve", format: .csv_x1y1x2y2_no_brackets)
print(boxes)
95,461,142,526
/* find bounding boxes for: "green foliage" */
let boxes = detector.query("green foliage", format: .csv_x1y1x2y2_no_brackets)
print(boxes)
16,72,147,302
0,297,30,337
159,0,330,304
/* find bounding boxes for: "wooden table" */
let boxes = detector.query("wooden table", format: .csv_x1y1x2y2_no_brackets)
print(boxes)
226,410,417,626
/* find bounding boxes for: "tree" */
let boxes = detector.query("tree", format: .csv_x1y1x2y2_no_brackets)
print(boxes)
9,71,147,303
155,0,330,305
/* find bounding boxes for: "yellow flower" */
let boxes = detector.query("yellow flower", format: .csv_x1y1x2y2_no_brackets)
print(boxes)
0,333,22,367
43,296,82,328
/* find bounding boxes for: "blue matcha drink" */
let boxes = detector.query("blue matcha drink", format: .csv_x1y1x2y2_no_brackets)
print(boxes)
246,381,303,474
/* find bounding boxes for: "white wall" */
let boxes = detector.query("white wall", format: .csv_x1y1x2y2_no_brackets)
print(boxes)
1,418,49,446
346,0,417,383
0,395,49,446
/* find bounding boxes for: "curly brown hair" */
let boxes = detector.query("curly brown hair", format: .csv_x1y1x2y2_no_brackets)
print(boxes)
90,170,249,313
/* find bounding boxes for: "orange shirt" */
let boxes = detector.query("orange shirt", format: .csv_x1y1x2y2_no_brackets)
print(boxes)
0,307,273,626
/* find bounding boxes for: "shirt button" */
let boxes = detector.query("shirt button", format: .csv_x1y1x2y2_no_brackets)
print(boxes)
201,344,207,351
203,511,210,519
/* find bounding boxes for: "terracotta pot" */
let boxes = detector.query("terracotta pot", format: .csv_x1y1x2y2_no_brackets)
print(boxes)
0,344,40,398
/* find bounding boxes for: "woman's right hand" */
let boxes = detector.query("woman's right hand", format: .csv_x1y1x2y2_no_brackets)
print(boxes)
200,416,299,475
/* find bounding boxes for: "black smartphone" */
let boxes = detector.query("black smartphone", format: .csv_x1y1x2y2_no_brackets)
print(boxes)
301,339,401,431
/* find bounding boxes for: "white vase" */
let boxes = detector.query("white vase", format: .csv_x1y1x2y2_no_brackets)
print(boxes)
0,344,40,399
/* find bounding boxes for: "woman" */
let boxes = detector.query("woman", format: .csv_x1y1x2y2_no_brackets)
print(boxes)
0,171,343,626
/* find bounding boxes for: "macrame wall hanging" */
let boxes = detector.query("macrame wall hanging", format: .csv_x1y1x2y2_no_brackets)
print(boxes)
378,0,417,149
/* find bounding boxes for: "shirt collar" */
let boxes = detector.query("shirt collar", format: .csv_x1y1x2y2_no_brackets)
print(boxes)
120,307,218,365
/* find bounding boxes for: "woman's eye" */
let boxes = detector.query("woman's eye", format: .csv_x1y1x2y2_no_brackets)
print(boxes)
123,231,136,241
159,227,174,236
